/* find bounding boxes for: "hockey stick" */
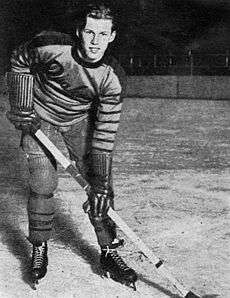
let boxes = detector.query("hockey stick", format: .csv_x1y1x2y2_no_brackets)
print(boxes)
34,128,200,298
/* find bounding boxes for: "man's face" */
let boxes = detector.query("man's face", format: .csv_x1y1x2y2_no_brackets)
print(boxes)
77,16,116,62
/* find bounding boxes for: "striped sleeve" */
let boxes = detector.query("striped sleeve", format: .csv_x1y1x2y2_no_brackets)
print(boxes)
10,42,32,73
92,61,126,153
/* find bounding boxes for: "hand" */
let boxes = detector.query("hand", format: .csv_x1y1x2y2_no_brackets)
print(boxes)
83,152,113,219
83,186,111,219
6,110,41,133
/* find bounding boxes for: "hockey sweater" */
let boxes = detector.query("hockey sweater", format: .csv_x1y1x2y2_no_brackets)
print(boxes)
10,31,126,153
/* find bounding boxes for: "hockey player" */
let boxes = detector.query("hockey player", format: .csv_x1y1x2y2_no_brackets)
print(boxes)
6,1,137,289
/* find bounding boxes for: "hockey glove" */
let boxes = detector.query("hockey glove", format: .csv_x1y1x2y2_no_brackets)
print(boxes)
83,153,113,219
6,109,41,133
86,181,111,219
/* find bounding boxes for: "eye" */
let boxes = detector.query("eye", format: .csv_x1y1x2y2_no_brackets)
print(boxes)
84,29,93,35
101,32,109,36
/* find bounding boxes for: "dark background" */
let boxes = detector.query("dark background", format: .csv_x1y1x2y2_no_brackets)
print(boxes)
0,0,229,75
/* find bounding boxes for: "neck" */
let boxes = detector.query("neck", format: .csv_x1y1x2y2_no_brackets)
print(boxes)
77,48,101,63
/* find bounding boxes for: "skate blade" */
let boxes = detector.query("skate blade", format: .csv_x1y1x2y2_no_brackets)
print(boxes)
124,280,137,291
131,282,137,291
101,270,137,291
101,269,111,279
30,279,39,290
31,273,47,290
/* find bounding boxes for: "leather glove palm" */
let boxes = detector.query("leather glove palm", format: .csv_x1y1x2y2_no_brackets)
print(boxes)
87,192,110,219
86,177,111,219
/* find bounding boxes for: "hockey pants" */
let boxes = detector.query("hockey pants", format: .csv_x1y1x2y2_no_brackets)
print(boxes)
21,118,116,246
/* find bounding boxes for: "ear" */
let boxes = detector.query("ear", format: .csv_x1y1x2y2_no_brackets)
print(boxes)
109,30,116,43
76,28,80,38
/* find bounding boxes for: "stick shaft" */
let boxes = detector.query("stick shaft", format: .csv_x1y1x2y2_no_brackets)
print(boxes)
108,208,188,296
35,129,71,169
35,129,90,192
34,128,190,297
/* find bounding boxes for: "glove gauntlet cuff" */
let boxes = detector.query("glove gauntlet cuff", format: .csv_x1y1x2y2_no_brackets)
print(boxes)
6,72,34,112
91,153,112,182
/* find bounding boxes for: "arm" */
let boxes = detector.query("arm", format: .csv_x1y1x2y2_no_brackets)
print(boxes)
84,62,126,218
6,42,41,133
92,61,126,153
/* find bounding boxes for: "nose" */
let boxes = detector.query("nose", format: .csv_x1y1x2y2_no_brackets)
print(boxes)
91,34,99,45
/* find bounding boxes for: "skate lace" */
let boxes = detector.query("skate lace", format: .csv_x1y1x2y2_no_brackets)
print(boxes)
105,248,130,271
32,244,46,269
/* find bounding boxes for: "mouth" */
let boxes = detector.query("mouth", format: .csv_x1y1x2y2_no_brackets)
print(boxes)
89,47,100,54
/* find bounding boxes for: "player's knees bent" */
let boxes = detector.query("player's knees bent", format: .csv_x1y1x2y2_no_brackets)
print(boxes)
29,175,58,194
27,155,58,194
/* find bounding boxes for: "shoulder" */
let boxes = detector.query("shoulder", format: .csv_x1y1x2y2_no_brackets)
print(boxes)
103,55,126,89
103,55,126,79
28,31,74,50
101,55,127,96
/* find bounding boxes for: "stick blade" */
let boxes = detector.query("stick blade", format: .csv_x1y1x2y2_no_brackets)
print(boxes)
185,291,200,298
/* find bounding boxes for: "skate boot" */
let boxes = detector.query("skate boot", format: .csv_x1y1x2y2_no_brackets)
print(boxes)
100,240,138,290
30,242,48,288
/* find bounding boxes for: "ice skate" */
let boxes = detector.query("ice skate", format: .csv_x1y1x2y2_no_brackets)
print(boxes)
30,242,48,289
100,241,138,290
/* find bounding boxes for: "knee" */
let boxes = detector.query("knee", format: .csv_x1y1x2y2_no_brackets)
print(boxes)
27,155,58,195
28,190,55,213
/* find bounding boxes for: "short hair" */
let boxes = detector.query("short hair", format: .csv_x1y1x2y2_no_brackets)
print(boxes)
74,1,118,32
